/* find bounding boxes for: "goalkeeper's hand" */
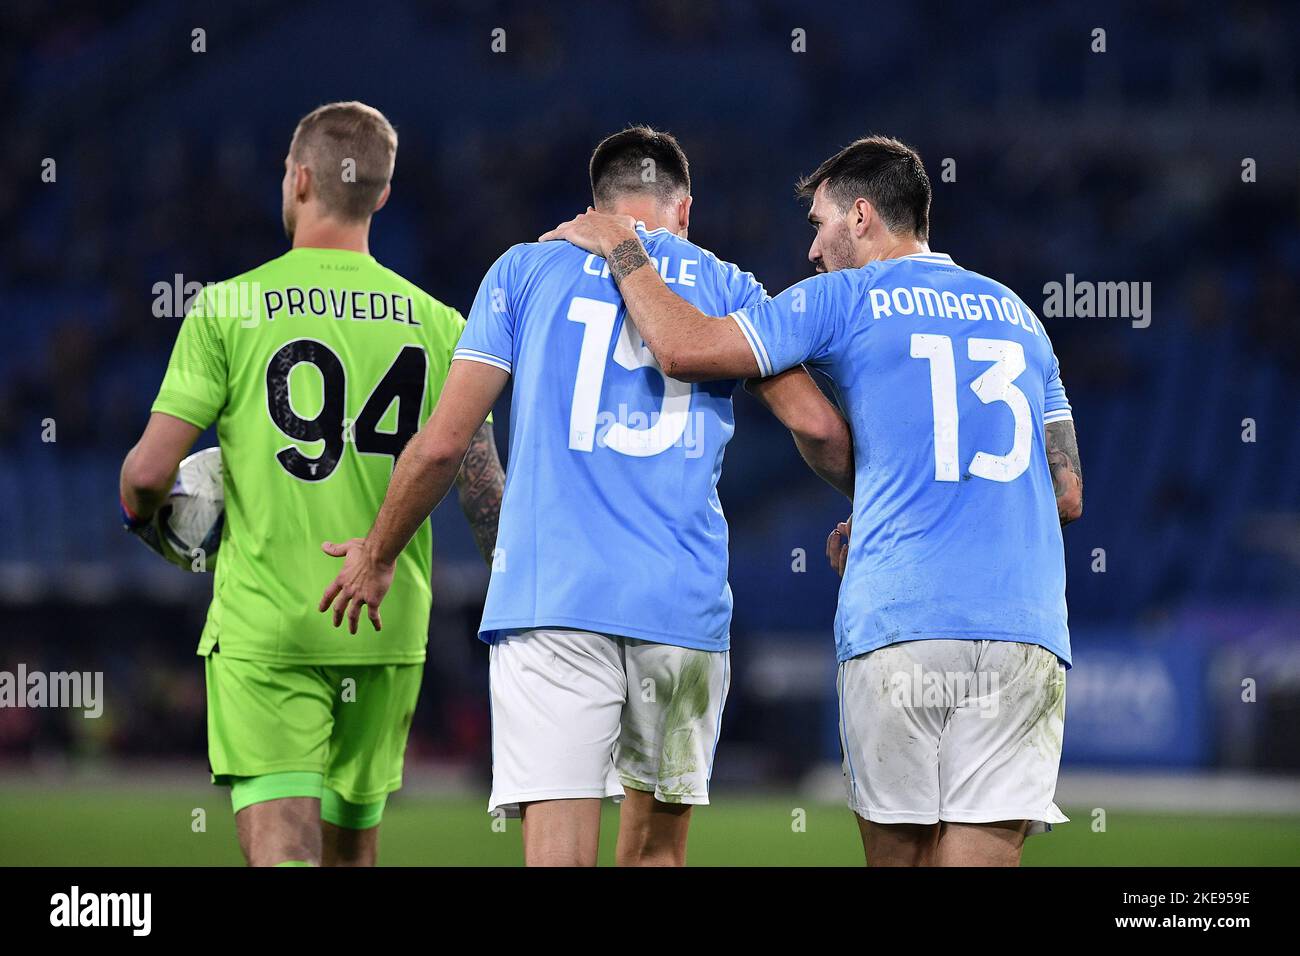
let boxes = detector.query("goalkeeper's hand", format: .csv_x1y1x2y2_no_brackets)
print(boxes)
120,497,169,559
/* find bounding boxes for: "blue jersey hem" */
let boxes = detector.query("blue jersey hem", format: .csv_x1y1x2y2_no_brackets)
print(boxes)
478,615,730,653
838,632,1071,669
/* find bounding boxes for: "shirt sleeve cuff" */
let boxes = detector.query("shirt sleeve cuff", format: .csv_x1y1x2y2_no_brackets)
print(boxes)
453,347,512,374
151,392,218,430
728,309,774,377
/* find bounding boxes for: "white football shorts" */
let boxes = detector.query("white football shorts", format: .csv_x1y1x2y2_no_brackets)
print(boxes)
487,628,730,817
838,638,1068,835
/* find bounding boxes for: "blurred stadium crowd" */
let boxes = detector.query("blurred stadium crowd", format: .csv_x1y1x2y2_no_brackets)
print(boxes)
1,1,1297,783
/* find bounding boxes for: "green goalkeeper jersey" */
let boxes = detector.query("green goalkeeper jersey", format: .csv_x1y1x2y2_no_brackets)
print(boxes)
152,247,466,664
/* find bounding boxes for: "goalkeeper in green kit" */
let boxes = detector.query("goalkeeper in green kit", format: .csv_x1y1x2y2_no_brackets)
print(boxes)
119,102,504,866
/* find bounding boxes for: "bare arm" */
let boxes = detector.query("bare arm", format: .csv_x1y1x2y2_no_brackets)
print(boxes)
319,359,509,632
540,214,760,382
746,367,853,499
367,360,507,566
454,420,505,564
1045,419,1083,526
119,412,203,520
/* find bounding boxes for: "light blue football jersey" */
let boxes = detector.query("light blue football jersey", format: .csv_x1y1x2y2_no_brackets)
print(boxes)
454,224,766,651
731,252,1073,665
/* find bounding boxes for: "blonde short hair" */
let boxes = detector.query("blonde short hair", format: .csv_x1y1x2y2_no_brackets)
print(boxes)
289,101,397,221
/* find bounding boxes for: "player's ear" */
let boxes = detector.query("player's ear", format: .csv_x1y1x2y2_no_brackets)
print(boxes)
373,183,391,214
677,194,692,236
294,163,312,204
851,197,873,238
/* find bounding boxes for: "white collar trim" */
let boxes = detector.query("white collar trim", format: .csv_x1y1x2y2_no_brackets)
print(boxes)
900,251,955,264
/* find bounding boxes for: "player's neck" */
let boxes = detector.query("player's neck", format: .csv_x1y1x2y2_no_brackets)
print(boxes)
866,235,929,265
603,200,680,236
291,217,373,255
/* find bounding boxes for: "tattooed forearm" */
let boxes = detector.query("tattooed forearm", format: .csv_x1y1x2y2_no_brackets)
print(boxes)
1046,420,1083,487
455,421,505,564
608,238,650,283
1045,419,1083,526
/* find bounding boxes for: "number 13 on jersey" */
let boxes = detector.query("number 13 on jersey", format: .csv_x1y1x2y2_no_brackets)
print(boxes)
910,333,1033,483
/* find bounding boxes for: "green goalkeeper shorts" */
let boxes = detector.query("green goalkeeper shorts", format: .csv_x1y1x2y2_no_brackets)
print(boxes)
205,651,423,808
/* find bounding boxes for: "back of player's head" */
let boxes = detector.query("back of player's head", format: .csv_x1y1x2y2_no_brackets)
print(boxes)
289,101,397,222
589,126,691,208
797,135,931,241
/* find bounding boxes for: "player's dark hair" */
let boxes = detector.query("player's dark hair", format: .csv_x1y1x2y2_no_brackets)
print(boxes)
290,101,397,222
589,126,691,207
796,135,931,241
